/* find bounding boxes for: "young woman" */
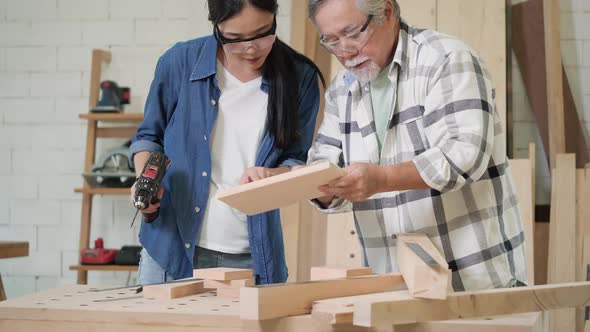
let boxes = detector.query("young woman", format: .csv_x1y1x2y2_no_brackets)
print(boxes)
130,0,324,285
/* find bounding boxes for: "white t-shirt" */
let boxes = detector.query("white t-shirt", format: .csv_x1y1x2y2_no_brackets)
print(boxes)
197,61,267,254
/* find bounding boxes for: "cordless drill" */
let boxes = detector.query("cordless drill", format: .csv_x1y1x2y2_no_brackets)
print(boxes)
131,151,169,227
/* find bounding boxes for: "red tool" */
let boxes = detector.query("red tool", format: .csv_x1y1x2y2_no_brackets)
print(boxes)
80,238,118,265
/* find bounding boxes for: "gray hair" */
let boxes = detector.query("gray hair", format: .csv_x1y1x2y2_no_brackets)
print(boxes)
308,0,401,25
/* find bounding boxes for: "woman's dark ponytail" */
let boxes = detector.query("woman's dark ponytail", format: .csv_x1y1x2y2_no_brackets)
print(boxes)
263,39,325,149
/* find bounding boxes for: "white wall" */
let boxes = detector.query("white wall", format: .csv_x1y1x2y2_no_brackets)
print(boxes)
0,0,291,299
511,0,590,205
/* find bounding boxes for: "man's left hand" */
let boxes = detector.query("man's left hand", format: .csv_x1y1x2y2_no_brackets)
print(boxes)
319,163,384,202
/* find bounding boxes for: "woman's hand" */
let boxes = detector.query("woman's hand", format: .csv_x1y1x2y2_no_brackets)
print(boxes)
129,181,165,214
239,167,290,184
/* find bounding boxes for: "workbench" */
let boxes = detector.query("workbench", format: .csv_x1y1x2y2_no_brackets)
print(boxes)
0,285,546,332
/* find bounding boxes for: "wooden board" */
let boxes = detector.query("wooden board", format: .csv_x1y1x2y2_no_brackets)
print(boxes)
193,268,253,281
547,154,577,331
510,156,535,285
397,234,450,299
216,287,241,298
436,0,506,140
204,279,254,289
543,0,565,166
512,0,589,168
353,281,590,327
0,242,29,259
143,280,207,300
310,267,372,281
576,168,590,332
239,273,406,320
216,161,345,215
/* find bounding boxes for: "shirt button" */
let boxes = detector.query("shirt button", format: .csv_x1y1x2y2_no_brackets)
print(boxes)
194,207,201,213
203,135,207,141
185,243,191,249
210,99,216,106
202,171,208,177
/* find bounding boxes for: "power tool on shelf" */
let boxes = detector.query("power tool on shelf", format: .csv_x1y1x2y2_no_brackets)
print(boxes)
131,151,170,227
91,80,131,113
80,238,118,265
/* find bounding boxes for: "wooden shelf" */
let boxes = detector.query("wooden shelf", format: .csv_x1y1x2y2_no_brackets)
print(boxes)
0,241,29,259
79,113,143,122
75,187,130,195
69,265,138,272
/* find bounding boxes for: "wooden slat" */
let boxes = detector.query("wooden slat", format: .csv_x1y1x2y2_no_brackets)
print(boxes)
543,0,565,167
216,162,345,215
239,273,406,320
74,188,130,195
203,279,254,289
353,281,590,327
0,242,29,259
397,234,450,299
69,265,138,272
79,113,143,122
510,156,535,285
547,154,576,331
95,127,138,138
512,0,589,168
193,268,253,281
143,280,206,300
576,168,590,331
310,267,372,281
88,49,111,109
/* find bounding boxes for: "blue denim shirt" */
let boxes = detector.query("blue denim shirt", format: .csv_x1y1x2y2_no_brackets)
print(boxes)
129,35,320,284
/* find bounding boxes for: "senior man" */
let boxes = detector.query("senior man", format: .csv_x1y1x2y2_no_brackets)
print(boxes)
306,0,527,291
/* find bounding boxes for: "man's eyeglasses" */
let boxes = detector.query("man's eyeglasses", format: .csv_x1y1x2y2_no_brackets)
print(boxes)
320,15,374,56
215,16,277,54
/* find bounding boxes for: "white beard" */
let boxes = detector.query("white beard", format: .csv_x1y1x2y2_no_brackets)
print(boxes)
344,55,381,84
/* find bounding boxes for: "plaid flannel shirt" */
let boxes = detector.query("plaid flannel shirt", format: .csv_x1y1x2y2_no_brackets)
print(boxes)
308,20,527,291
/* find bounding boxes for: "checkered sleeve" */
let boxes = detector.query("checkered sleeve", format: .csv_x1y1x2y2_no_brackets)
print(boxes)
413,50,495,193
307,82,352,213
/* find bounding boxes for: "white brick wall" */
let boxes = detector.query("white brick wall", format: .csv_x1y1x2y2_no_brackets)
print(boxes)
0,0,295,300
511,0,590,205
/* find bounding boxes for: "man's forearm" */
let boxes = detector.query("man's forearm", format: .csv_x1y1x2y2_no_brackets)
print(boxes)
377,161,430,193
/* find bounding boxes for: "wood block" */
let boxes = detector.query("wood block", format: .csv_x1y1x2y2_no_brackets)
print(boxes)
216,161,345,215
142,280,206,300
352,281,590,327
510,157,535,285
240,273,406,320
216,287,241,298
204,278,254,289
310,267,372,281
397,233,450,299
193,268,253,281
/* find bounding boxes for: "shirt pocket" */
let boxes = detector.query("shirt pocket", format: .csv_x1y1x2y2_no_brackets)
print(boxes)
391,114,429,163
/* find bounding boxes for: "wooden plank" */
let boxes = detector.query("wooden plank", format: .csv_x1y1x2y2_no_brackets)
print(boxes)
239,273,406,320
96,127,138,138
325,212,363,268
397,234,450,299
534,222,549,286
353,281,590,327
69,265,138,272
547,154,576,331
280,204,300,282
142,280,206,300
436,0,506,142
510,157,535,285
0,242,29,259
576,168,590,332
216,287,240,298
88,49,111,109
512,0,589,168
204,279,254,289
193,268,253,281
543,0,565,167
310,267,372,281
79,113,143,122
216,162,345,215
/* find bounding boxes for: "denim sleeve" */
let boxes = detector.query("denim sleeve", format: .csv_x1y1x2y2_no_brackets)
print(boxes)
129,55,176,168
277,68,320,168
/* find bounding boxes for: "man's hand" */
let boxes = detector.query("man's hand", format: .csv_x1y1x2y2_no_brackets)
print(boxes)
319,163,384,202
239,167,290,184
